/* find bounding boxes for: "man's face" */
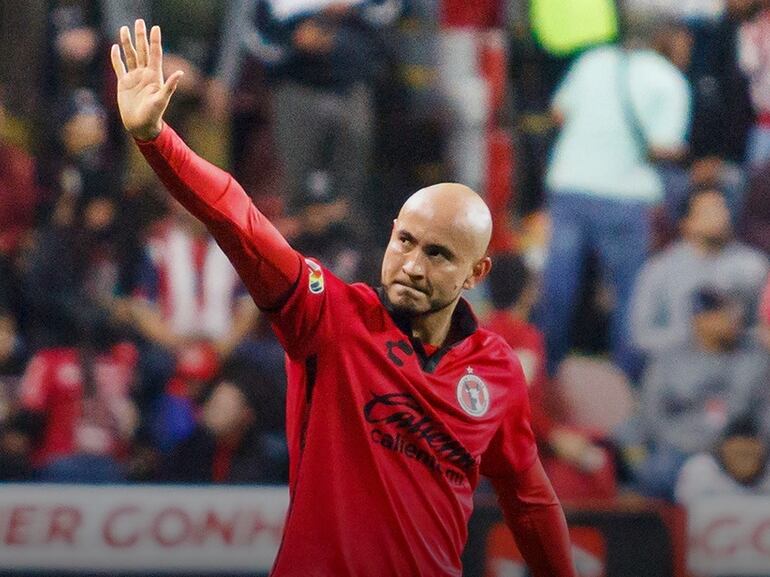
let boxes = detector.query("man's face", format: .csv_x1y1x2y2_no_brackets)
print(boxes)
380,205,480,317
720,436,767,485
202,382,252,438
684,190,732,247
693,305,743,351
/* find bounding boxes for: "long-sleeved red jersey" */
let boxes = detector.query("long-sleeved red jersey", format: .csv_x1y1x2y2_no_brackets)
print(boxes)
137,124,576,577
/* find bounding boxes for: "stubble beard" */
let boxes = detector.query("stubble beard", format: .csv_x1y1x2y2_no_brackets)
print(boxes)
385,285,458,319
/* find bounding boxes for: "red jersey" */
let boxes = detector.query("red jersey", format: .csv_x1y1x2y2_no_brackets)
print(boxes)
18,345,138,467
137,125,575,577
270,264,537,576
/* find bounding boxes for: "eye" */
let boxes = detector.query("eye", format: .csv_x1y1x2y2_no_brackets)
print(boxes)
426,247,447,260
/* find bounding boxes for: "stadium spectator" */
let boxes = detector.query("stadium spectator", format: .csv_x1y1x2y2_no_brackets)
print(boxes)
158,359,287,484
48,88,116,206
675,413,770,504
537,22,692,378
252,0,403,215
10,332,139,483
738,1,770,168
740,156,770,254
483,252,615,500
128,201,260,361
621,287,769,500
683,0,757,164
290,170,367,282
38,1,124,209
0,257,26,379
0,88,40,259
23,191,129,351
122,200,260,452
631,186,768,357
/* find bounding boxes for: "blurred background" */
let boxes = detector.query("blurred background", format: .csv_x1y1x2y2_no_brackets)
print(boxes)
1,0,770,575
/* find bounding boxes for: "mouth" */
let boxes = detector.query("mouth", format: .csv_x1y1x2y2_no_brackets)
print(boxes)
393,282,427,296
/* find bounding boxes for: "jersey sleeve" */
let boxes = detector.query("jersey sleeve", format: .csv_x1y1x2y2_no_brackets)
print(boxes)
488,460,577,577
481,358,577,577
135,124,302,310
267,257,340,360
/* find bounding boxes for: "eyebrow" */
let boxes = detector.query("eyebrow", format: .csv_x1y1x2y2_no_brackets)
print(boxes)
398,228,455,260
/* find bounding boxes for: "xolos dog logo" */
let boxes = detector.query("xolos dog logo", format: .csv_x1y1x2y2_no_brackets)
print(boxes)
457,367,490,417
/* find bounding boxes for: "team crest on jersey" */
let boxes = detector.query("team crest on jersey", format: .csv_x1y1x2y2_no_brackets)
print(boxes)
457,367,490,417
305,258,325,294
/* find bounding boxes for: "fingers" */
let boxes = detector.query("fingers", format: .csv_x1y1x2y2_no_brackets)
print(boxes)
110,44,126,79
148,25,162,72
120,25,138,70
135,19,150,67
162,70,184,99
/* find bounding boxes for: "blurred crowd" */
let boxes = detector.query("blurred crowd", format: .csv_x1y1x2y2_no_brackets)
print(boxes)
1,0,770,518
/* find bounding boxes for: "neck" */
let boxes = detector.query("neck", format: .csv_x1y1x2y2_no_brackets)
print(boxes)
688,236,730,255
410,301,459,347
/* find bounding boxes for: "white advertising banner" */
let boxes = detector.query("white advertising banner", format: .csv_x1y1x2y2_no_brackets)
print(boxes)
0,484,289,573
688,496,770,576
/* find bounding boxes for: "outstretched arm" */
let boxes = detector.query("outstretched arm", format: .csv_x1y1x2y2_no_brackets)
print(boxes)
111,20,301,309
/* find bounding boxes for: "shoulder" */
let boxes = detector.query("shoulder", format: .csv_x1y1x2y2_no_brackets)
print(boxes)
286,258,385,319
633,51,689,97
578,44,617,68
639,243,688,278
680,452,721,477
472,329,528,385
676,452,727,502
634,50,684,79
730,242,768,268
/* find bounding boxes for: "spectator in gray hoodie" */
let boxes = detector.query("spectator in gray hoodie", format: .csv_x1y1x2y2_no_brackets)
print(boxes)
621,286,769,500
631,185,768,358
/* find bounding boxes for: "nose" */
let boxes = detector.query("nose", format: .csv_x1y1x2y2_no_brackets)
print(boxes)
402,253,425,278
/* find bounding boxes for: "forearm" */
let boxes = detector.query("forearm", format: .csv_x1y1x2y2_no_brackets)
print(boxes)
490,459,576,577
136,124,302,309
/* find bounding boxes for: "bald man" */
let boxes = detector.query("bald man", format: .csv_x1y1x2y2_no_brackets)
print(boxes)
112,20,576,577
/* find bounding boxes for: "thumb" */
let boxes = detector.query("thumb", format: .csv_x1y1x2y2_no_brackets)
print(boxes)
161,70,184,99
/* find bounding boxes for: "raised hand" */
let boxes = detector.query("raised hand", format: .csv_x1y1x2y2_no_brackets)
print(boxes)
110,20,183,141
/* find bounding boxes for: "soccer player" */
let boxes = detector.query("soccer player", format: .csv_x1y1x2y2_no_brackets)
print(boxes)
111,19,576,577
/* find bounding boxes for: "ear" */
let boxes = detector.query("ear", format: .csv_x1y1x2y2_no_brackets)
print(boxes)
463,257,492,290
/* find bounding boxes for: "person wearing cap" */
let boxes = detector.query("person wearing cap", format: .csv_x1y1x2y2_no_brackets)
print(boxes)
620,285,769,501
675,413,770,504
158,358,287,484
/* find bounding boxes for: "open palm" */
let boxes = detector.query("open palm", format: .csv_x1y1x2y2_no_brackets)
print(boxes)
110,20,183,141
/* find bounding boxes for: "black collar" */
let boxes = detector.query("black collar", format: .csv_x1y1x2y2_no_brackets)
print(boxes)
375,287,478,373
